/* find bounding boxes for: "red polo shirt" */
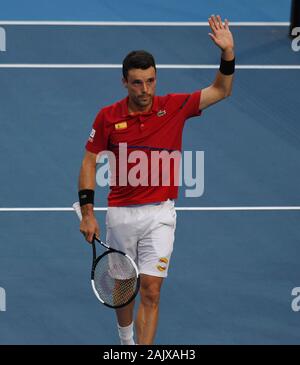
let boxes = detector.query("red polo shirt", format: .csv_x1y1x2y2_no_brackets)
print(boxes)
86,91,201,206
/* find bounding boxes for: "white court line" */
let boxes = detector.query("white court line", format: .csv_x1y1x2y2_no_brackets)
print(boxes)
0,21,290,26
0,64,299,69
0,207,300,212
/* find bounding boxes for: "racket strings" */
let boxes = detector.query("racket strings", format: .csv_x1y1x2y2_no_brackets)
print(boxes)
93,252,138,307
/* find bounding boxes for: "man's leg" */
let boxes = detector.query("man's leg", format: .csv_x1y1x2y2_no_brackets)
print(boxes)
106,206,139,345
135,274,164,345
116,299,135,326
115,300,136,345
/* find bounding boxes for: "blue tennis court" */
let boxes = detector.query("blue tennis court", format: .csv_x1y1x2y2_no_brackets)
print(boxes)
0,1,300,344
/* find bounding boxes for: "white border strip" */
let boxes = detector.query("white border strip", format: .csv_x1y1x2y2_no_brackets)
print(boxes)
0,64,121,69
0,64,299,70
0,21,290,26
0,206,300,212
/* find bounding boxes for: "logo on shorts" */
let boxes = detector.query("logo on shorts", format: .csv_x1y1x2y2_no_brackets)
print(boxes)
115,121,127,130
156,257,168,272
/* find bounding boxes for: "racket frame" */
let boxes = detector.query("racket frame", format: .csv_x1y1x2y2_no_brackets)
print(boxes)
73,202,140,309
91,240,140,308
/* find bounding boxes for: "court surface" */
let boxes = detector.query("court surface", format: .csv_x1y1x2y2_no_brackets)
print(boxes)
0,1,300,344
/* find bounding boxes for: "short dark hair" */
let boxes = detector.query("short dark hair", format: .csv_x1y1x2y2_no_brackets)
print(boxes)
122,50,156,80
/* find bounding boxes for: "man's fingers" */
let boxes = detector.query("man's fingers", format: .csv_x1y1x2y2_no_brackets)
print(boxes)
208,33,217,43
224,19,229,30
80,228,95,243
79,217,100,244
208,17,216,32
211,15,219,30
216,15,224,29
86,232,94,243
209,15,229,33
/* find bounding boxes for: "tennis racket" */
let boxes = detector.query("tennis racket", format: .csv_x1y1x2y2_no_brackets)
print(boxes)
73,202,140,309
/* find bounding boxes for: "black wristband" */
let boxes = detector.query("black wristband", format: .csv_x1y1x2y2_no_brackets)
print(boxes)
219,57,235,75
78,189,94,207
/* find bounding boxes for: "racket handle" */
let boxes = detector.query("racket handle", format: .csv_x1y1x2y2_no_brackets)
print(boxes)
72,201,82,221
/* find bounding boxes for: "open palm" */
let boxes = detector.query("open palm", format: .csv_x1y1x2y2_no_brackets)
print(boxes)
208,15,234,51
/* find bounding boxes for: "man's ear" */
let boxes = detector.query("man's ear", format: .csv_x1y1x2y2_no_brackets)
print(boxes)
122,78,128,88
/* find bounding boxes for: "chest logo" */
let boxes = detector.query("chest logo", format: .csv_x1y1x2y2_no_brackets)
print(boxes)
115,121,128,130
157,110,167,117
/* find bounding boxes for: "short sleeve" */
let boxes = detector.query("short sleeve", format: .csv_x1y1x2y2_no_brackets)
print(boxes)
180,90,202,120
85,110,110,154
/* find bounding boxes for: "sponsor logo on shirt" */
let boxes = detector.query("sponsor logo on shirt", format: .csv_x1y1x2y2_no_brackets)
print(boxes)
115,121,128,130
157,110,167,117
88,128,96,142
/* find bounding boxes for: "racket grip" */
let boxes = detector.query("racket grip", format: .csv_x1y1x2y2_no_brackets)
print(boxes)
72,201,83,221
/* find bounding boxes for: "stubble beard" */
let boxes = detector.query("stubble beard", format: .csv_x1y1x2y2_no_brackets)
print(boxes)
136,94,152,108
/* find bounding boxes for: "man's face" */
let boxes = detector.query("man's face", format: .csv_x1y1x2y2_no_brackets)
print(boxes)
123,67,156,110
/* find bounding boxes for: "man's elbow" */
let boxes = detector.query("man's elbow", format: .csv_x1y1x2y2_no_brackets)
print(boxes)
214,85,232,101
222,87,233,99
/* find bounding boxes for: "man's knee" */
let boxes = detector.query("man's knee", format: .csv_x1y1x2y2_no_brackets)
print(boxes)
140,276,163,306
140,285,161,306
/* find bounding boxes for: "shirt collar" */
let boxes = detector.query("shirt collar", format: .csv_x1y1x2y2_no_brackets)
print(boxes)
120,96,159,118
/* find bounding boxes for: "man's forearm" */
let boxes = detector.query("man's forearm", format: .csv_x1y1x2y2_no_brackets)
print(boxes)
78,161,96,191
213,47,235,98
78,157,96,217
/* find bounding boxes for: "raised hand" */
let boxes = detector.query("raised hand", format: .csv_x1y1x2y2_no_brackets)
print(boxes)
208,15,234,52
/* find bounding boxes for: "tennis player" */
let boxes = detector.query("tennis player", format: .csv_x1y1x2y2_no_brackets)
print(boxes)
78,15,235,345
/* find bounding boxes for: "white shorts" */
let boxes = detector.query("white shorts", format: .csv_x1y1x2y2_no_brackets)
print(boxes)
106,199,177,278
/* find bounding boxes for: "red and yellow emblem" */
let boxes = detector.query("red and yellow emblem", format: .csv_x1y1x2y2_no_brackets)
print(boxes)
156,257,169,272
115,121,127,130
